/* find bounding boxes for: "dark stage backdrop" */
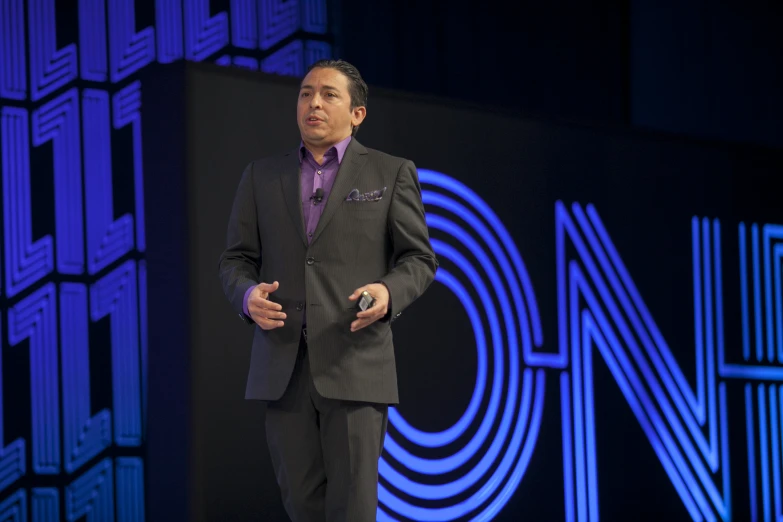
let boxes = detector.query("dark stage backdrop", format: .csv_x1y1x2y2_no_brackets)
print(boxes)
142,62,782,521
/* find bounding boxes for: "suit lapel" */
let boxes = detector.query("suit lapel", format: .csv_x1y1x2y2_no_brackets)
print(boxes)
310,139,368,245
279,150,308,247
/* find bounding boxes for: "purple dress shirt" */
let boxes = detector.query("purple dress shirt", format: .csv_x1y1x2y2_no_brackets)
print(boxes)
243,136,352,319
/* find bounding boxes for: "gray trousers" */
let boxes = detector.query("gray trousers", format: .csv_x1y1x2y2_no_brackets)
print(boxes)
265,331,389,522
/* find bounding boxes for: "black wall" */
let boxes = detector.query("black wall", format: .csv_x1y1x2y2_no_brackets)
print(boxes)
331,0,783,148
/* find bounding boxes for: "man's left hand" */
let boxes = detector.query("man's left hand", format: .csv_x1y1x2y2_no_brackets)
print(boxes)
348,283,390,332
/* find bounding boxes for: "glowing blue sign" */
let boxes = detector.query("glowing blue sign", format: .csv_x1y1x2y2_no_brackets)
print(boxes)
377,170,546,521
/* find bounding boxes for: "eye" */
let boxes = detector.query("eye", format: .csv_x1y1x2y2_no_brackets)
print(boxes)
300,92,310,98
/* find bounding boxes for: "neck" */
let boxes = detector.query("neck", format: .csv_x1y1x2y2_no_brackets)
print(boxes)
302,134,351,164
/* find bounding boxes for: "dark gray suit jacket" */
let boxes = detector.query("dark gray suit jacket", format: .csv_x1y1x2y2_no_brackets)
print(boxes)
219,139,438,404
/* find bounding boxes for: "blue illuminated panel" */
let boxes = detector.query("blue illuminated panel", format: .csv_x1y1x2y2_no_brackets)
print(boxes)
139,261,149,435
65,459,114,521
259,0,300,50
108,0,155,82
61,283,112,474
8,283,60,475
0,317,26,494
232,56,259,70
91,260,142,447
0,489,26,521
302,0,327,34
377,170,546,521
79,0,108,81
156,0,184,63
116,458,145,521
31,489,59,521
83,89,135,273
0,0,26,100
304,41,332,67
32,88,85,275
231,0,258,49
215,54,232,66
557,203,731,521
113,81,146,253
185,0,229,61
1,0,331,517
261,40,304,76
28,0,78,101
2,107,54,297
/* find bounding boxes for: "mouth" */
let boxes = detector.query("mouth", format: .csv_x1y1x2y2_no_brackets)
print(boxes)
305,115,324,125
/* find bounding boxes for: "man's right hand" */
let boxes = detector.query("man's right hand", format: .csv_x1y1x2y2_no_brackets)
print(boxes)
247,281,286,330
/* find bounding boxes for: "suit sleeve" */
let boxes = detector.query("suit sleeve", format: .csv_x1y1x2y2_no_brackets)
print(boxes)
218,162,261,324
378,160,438,321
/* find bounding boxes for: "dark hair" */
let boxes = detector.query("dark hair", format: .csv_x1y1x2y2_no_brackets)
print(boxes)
305,59,368,135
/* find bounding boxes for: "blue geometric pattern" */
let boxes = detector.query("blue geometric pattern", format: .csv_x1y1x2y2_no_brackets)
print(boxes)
378,170,546,521
113,81,146,253
30,489,58,521
0,0,332,516
108,0,156,83
28,0,78,101
60,284,112,474
302,0,328,34
156,0,185,63
7,283,60,476
259,0,300,50
231,0,259,49
557,203,730,521
91,260,142,447
261,40,305,76
83,89,135,274
32,89,84,275
116,458,145,522
0,489,26,521
65,459,114,522
2,107,54,297
79,0,108,81
185,0,229,61
0,0,26,100
0,318,26,495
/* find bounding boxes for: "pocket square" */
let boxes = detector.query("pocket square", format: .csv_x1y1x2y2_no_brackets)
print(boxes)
346,186,387,202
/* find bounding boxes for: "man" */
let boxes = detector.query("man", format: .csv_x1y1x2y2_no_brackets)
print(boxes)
218,59,438,521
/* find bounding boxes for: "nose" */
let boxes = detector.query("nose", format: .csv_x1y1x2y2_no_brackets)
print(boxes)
309,93,322,108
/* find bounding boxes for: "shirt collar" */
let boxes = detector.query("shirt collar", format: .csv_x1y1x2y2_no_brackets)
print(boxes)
299,135,352,165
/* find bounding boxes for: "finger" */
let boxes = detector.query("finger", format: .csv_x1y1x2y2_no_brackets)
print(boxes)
255,316,285,329
351,317,376,332
249,296,283,311
257,281,280,294
348,286,367,300
253,307,287,320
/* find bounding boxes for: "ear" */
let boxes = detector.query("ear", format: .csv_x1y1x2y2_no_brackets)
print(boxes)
351,106,366,127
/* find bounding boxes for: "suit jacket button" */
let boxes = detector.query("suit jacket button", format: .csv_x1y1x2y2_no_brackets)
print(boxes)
306,257,315,265
296,302,304,311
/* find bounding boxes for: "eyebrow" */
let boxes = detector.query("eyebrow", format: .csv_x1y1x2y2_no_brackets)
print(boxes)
300,84,341,92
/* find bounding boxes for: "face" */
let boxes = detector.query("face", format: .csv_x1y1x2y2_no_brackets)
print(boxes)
297,67,366,150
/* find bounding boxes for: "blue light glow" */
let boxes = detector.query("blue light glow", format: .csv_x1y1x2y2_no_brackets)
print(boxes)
60,283,111,474
8,283,60,476
378,169,544,521
0,317,26,494
558,201,731,521
2,106,55,297
386,268,488,448
108,0,155,82
0,0,26,99
29,0,77,101
0,0,330,516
